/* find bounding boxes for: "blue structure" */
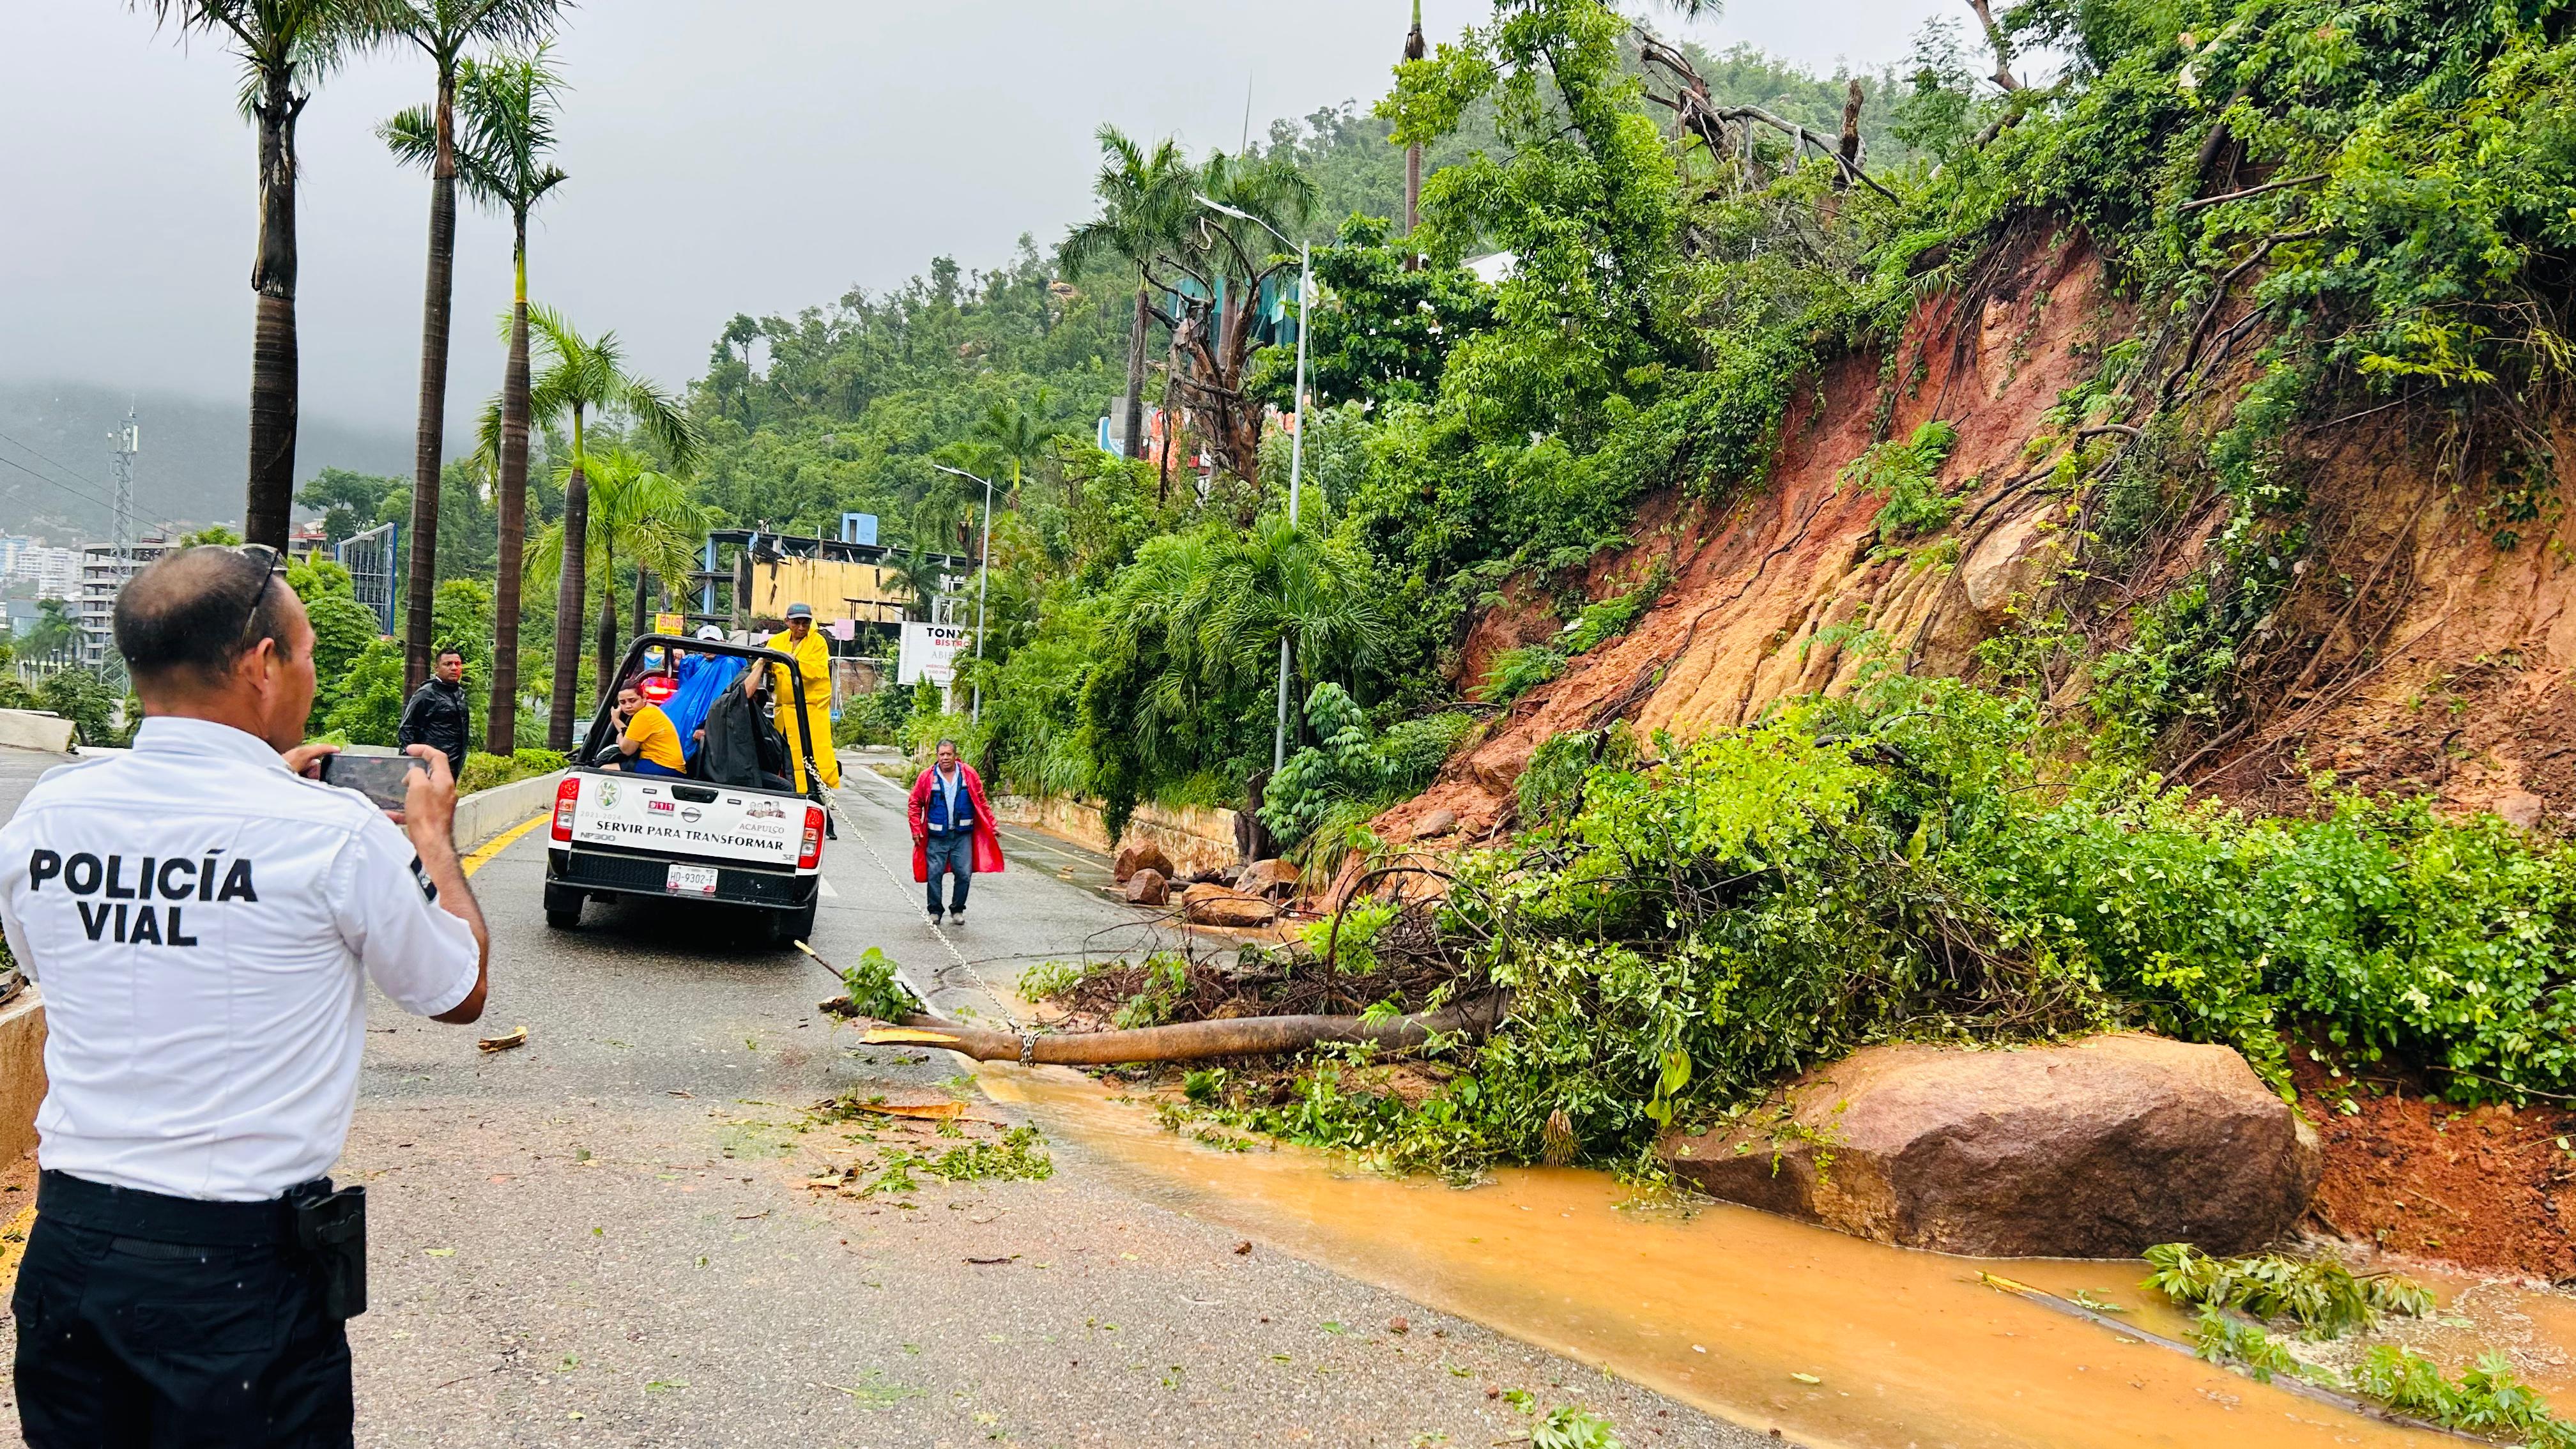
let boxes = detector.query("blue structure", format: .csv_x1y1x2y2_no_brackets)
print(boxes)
334,522,399,634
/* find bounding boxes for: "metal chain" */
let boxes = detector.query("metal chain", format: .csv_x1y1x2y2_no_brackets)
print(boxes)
827,781,1028,1034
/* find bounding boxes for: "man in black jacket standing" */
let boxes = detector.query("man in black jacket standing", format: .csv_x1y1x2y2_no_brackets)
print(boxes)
398,647,471,782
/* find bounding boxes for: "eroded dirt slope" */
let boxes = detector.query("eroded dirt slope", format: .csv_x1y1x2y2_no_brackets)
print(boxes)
1386,234,2130,839
1390,228,2576,847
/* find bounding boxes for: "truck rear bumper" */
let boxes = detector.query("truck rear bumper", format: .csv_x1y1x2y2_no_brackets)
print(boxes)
548,847,818,911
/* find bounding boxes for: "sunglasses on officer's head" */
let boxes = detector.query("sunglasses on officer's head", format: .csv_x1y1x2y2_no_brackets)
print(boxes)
227,544,289,652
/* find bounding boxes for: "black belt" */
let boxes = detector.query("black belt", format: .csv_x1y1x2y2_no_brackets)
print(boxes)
38,1170,369,1319
37,1170,305,1247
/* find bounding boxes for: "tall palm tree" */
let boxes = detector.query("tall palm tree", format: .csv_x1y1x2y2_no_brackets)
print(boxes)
519,449,706,696
135,0,388,548
422,45,567,754
505,305,700,747
1059,126,1190,462
373,0,564,696
24,600,77,670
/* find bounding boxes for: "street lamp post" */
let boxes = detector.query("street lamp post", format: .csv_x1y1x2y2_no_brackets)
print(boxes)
1197,194,1312,776
931,463,995,724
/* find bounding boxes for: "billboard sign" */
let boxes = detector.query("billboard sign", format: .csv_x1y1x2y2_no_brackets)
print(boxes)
897,621,971,685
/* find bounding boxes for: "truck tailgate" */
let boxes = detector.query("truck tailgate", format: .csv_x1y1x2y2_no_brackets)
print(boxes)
561,772,809,868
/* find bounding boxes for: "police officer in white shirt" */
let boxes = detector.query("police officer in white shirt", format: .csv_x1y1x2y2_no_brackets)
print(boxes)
0,544,490,1447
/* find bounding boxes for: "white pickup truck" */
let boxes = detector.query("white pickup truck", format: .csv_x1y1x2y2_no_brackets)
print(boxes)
541,634,829,947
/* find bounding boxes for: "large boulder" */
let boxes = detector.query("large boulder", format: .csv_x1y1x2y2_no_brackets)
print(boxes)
1121,868,1169,907
1240,858,1302,900
1960,506,2065,621
1183,888,1280,929
1113,841,1174,884
1659,1034,2320,1257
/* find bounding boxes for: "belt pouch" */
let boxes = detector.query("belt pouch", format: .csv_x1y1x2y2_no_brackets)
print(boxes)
286,1181,367,1321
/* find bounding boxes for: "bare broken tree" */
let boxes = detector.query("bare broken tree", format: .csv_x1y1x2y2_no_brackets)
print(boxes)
1635,31,1897,201
1836,78,1864,189
1965,0,2023,92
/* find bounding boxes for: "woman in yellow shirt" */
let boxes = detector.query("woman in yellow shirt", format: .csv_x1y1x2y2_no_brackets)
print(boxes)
611,684,687,776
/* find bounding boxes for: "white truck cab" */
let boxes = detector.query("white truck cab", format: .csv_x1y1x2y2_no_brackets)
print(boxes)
542,633,829,947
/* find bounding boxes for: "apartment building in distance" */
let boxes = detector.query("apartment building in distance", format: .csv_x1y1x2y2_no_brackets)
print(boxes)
75,537,172,671
0,535,82,602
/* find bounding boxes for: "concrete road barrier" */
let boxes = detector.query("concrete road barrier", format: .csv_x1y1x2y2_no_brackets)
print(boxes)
0,990,42,1167
0,711,77,755
453,769,567,850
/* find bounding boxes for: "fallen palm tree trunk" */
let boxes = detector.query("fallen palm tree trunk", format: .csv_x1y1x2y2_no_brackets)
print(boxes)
859,993,1508,1066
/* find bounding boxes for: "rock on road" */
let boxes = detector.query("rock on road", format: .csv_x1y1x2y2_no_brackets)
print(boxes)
0,749,1763,1448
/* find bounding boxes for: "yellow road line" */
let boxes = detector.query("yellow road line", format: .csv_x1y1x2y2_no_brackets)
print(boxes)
0,813,551,1302
463,812,551,877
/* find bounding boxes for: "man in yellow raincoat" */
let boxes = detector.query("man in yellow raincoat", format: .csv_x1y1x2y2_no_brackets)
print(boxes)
766,602,840,790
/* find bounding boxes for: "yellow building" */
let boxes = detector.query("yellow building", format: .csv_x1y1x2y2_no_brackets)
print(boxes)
690,528,972,639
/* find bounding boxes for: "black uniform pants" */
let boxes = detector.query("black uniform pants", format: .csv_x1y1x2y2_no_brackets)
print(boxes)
12,1173,351,1448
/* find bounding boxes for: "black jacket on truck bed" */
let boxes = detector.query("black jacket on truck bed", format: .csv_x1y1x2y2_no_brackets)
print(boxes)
541,634,828,947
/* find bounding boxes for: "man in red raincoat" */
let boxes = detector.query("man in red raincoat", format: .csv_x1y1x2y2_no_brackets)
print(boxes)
908,738,1002,925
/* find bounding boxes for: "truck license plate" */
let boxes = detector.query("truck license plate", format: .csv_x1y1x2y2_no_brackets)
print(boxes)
666,864,719,896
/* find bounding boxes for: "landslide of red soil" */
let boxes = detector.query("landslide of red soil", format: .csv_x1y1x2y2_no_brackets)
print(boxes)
1383,232,2130,840
2198,411,2576,828
2291,1051,2576,1282
1387,217,2576,847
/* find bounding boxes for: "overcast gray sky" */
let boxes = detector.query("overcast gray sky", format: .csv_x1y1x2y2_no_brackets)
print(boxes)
3,1,1952,438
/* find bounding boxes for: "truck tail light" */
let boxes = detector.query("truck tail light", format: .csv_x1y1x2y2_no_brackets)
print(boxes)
798,806,825,870
551,776,581,842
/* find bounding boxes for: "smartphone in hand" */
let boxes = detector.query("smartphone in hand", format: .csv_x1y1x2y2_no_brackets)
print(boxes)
318,753,420,812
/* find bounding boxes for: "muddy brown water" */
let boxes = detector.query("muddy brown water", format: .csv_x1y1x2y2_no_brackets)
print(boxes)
978,1065,2526,1449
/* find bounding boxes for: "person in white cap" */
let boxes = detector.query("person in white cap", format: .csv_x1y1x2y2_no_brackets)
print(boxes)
765,602,839,792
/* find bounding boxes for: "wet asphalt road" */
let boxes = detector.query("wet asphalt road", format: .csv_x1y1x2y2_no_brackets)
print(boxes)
0,746,1764,1449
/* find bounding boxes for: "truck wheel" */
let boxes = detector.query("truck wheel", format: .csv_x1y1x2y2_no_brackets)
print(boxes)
772,901,818,949
544,884,584,930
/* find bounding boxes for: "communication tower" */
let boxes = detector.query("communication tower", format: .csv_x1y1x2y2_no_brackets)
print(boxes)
105,411,139,687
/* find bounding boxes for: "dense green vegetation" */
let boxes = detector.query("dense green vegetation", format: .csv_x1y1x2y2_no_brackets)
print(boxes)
639,17,1947,836
1136,678,2576,1180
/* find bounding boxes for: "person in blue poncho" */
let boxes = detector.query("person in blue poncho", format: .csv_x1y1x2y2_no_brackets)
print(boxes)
663,627,745,767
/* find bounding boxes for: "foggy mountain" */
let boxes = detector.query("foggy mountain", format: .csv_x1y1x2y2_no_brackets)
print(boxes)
0,381,411,543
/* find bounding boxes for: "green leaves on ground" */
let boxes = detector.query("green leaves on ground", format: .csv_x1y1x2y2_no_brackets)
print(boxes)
2142,1243,2432,1339
2351,1346,2576,1446
868,1127,1054,1193
838,947,917,1023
